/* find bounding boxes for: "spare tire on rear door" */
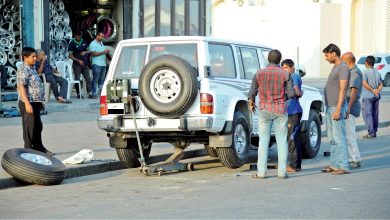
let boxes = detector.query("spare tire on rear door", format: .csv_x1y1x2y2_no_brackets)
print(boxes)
1,148,66,185
139,55,198,118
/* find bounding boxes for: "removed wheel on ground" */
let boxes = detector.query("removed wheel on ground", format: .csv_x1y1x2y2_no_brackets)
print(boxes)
216,111,250,169
300,110,321,158
1,148,66,185
139,55,198,118
115,139,152,168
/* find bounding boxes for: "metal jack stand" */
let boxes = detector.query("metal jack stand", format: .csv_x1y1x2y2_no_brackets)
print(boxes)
128,95,193,177
140,149,194,176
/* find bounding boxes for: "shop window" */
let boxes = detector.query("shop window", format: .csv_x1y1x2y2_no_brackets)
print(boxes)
143,0,155,37
175,0,185,36
160,0,171,36
209,44,236,78
140,0,205,37
189,0,199,36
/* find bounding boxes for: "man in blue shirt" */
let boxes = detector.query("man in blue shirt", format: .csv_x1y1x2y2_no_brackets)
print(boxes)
89,31,110,98
361,56,383,139
281,59,303,172
35,50,71,103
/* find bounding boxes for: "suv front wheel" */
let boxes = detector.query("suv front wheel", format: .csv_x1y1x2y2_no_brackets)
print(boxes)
300,110,321,158
216,112,250,168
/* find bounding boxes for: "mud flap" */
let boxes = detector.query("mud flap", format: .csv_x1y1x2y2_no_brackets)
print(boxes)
209,134,232,148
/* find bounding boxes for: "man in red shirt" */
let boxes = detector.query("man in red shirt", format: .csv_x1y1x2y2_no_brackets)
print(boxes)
248,49,289,179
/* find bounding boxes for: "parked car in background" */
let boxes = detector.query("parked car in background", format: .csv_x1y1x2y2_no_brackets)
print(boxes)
357,53,390,86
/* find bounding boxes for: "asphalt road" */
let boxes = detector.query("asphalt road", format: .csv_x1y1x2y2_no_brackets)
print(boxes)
0,127,389,219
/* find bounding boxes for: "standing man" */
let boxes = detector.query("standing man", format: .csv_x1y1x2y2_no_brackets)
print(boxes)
248,49,289,179
322,43,350,175
68,31,92,98
281,59,303,173
17,47,53,155
341,52,362,169
35,50,71,103
361,55,383,139
89,31,110,98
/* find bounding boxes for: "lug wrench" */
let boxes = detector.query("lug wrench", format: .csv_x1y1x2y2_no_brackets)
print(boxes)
128,95,147,168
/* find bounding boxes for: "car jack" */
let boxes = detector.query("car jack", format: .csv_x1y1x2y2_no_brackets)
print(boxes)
140,149,194,176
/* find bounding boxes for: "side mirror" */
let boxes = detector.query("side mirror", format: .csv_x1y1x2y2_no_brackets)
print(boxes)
299,69,306,77
297,64,306,77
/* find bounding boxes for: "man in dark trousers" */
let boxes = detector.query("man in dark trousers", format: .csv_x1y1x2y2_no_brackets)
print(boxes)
281,59,303,173
17,47,53,155
68,31,92,98
361,55,383,139
1,65,8,90
35,50,71,103
248,49,289,179
322,43,350,175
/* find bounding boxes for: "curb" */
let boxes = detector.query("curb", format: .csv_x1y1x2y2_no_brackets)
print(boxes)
0,148,207,190
321,120,390,137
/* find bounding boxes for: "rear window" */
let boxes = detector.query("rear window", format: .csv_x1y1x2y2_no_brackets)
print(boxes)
114,45,147,78
358,56,382,64
150,43,198,70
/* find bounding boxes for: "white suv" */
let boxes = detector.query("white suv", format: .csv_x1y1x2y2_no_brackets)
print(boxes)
357,53,390,86
98,36,324,169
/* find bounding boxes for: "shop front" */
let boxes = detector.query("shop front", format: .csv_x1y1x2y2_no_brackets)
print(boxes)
0,0,211,89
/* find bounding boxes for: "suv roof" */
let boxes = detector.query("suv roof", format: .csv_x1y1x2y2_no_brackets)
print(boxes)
118,36,270,49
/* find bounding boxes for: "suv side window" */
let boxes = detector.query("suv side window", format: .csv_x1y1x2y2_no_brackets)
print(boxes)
261,48,271,66
208,43,236,78
238,47,260,80
386,56,390,64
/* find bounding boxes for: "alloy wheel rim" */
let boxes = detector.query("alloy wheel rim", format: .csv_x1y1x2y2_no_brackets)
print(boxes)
20,153,53,166
234,124,247,159
309,121,318,147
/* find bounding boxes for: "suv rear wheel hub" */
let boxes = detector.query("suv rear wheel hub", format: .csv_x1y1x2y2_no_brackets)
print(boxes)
150,69,182,104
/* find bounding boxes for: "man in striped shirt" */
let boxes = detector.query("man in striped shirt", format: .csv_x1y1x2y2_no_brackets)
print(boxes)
248,49,289,179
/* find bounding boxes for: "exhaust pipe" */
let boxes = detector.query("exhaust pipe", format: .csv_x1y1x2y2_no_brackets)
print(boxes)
107,132,116,138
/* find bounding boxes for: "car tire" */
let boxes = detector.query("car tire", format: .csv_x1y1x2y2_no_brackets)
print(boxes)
116,139,152,168
1,148,66,185
216,112,250,169
300,110,321,159
139,55,198,118
204,144,218,158
383,73,390,87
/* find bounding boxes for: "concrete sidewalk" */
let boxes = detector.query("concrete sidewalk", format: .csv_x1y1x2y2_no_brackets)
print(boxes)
0,95,100,113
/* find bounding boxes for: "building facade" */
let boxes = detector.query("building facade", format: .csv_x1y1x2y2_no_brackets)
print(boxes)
212,0,390,78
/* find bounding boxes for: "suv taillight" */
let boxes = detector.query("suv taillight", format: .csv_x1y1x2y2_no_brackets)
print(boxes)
376,64,385,70
100,95,108,115
200,93,213,114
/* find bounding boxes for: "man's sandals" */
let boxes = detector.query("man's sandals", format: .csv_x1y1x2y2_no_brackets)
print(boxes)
321,166,350,175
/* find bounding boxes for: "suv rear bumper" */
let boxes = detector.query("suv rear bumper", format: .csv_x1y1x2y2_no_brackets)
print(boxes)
98,115,213,132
